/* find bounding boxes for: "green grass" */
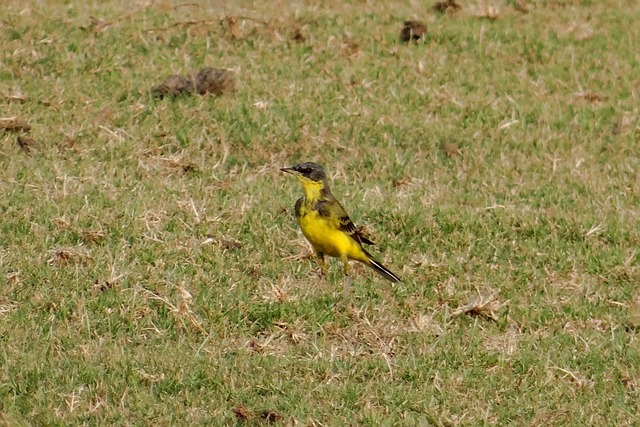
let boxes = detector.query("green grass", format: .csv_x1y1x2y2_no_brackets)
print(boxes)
1,0,640,425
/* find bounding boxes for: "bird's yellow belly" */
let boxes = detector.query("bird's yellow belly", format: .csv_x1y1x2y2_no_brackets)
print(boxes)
298,211,362,260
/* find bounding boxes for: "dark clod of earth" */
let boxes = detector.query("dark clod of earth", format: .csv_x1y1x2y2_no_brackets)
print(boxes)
152,75,194,97
432,0,462,14
291,27,305,42
193,67,235,96
152,67,235,98
233,404,252,421
400,20,426,43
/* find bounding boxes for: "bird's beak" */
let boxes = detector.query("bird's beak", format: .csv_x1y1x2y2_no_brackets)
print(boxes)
280,167,296,175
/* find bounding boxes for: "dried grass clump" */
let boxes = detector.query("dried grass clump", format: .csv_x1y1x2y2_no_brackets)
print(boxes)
451,293,503,321
0,117,31,132
17,136,37,154
47,246,92,267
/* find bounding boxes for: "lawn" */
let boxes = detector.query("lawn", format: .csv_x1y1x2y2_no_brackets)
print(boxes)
1,0,639,425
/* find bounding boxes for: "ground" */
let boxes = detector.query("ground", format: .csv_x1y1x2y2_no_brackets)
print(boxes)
1,0,639,425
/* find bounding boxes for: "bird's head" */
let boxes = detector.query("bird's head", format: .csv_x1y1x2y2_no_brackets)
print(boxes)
281,162,329,197
281,162,327,181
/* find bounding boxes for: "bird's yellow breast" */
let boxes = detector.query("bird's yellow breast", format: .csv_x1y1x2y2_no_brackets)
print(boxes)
297,207,367,262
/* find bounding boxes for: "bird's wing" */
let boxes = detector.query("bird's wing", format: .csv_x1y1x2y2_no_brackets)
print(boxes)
316,199,375,245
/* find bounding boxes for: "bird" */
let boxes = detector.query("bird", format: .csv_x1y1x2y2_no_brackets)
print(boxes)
281,162,401,283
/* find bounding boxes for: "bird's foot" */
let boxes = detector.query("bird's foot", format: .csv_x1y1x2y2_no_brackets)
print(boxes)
314,268,327,282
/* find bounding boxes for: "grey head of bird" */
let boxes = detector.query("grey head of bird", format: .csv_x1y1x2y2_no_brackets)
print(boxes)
280,162,327,182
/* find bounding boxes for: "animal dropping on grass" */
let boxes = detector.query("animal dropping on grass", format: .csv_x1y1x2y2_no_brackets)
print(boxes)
400,20,426,43
432,0,462,14
152,67,235,98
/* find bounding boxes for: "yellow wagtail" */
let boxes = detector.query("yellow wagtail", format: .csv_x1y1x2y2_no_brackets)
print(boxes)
281,162,401,283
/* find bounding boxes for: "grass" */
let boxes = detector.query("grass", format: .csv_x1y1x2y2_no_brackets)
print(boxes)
1,0,639,425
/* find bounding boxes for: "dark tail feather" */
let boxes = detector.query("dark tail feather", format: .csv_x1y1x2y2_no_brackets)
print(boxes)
363,250,401,283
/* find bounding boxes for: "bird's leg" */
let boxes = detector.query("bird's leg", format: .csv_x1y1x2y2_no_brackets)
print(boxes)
315,252,327,279
341,255,352,300
341,256,351,277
